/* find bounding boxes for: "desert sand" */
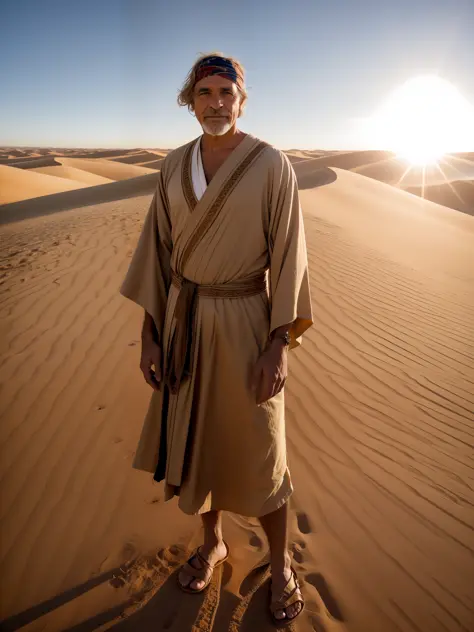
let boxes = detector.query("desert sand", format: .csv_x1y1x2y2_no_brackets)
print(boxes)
0,164,92,205
0,149,473,632
1,146,473,214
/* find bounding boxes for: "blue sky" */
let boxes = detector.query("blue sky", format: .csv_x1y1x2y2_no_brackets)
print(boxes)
1,0,473,150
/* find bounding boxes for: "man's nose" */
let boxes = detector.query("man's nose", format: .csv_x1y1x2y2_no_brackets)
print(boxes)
210,94,224,110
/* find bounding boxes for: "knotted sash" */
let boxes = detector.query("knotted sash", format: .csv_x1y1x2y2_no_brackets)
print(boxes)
165,270,267,394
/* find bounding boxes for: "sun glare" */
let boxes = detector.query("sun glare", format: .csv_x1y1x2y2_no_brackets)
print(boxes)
362,75,474,166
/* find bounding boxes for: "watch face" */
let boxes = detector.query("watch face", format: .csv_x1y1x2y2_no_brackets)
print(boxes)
284,332,291,345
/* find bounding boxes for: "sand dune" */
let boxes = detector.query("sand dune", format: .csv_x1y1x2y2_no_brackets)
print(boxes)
0,150,162,206
0,173,158,224
404,179,474,216
293,149,393,174
0,164,90,205
285,150,317,160
32,165,113,185
0,155,61,167
353,154,474,187
3,145,471,213
109,151,165,165
286,150,333,159
55,157,156,181
0,164,473,631
285,153,309,164
3,149,29,158
352,155,474,214
135,159,164,170
62,149,143,160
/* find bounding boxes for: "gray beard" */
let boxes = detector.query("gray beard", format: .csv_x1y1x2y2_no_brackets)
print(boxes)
201,120,232,136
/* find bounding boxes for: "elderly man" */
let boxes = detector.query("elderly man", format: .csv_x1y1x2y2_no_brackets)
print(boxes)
120,52,312,625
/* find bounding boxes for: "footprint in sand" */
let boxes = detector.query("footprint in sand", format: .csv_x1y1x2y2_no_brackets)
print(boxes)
296,511,313,535
291,541,306,564
249,531,264,550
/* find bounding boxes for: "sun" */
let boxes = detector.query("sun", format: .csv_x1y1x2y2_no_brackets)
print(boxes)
361,75,474,166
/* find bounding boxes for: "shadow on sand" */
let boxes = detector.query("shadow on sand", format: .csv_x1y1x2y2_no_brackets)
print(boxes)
0,173,159,225
0,554,292,631
295,166,338,190
0,563,133,631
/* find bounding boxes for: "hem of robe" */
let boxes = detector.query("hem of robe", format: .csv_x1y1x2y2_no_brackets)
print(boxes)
158,469,293,518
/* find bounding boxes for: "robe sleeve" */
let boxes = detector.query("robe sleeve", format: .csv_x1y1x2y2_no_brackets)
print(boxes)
119,168,172,343
267,151,313,350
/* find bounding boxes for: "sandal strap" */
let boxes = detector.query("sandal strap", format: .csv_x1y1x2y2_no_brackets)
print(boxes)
195,547,214,569
182,542,227,581
181,553,211,582
270,570,304,613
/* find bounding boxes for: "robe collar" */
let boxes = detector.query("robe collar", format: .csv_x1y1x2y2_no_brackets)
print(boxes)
191,136,207,201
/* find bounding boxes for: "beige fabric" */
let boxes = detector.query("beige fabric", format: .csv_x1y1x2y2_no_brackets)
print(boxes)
120,132,313,516
191,136,207,200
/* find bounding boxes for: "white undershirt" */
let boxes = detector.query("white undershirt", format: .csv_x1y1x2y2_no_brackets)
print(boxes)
191,136,207,201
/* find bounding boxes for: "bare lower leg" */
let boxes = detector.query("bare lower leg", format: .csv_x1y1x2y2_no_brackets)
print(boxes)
259,502,302,621
178,510,227,591
201,509,223,549
259,502,291,575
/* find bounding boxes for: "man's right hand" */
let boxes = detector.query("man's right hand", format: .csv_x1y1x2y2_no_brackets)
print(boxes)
140,337,162,391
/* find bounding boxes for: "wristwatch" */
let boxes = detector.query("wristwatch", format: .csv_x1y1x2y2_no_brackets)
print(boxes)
273,331,291,346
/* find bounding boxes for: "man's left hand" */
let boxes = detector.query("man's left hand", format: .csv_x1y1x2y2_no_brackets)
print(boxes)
251,339,288,405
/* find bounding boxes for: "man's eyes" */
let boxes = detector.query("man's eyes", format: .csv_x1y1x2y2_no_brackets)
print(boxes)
199,91,233,96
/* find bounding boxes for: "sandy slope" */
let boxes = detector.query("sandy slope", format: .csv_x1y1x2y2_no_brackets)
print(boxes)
0,156,60,169
55,158,156,181
135,159,164,170
0,173,158,224
293,150,392,172
351,154,474,215
32,165,113,185
353,155,474,187
0,168,473,632
404,180,474,217
0,151,163,205
108,151,164,166
0,164,90,204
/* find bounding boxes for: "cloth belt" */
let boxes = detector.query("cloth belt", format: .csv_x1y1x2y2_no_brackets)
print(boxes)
165,270,267,394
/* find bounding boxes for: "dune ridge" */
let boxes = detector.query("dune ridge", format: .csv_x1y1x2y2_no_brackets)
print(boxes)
0,164,90,205
0,173,159,224
32,165,114,185
2,146,472,214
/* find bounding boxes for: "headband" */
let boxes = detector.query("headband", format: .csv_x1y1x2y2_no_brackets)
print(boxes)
194,56,239,85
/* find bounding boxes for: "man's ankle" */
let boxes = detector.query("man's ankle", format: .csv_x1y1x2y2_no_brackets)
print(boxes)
203,534,224,550
271,552,292,576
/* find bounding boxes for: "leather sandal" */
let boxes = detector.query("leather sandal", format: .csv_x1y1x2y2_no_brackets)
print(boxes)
269,566,305,626
178,541,229,594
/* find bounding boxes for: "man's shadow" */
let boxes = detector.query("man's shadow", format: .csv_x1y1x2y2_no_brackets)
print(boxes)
101,564,213,631
72,557,277,632
104,559,275,632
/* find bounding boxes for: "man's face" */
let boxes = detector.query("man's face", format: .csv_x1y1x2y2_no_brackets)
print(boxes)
193,75,241,137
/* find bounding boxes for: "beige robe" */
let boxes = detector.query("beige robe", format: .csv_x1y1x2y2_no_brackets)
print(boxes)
120,132,313,516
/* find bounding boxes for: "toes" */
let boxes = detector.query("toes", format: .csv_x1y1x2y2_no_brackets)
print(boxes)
178,571,189,587
286,602,302,620
274,609,287,620
190,578,205,591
